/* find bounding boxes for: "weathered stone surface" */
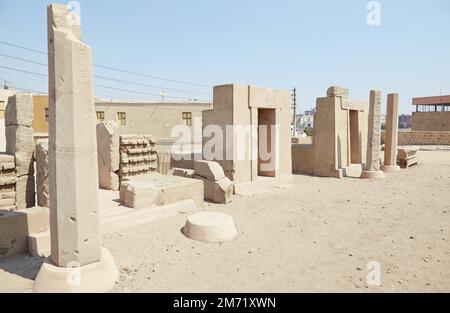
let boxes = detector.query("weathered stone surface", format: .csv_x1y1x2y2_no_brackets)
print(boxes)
383,94,399,167
119,134,157,182
120,180,160,209
120,173,204,209
0,207,49,259
5,94,33,127
365,90,383,172
15,175,35,210
5,125,34,155
47,3,101,267
194,160,226,181
198,176,233,204
97,121,120,190
157,152,171,175
182,212,237,243
14,151,34,177
326,86,349,98
172,168,195,178
36,140,49,208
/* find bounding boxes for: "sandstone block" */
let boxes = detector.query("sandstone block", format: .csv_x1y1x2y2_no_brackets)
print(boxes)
327,86,349,98
194,160,226,181
97,121,120,191
197,176,233,204
5,125,34,154
36,140,49,208
5,94,33,127
14,150,35,177
15,175,35,210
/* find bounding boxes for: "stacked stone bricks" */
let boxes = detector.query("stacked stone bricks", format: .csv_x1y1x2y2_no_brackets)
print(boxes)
5,94,35,210
119,134,157,182
0,153,16,211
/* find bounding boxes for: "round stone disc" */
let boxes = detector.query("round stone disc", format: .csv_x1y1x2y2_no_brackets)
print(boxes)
182,212,237,243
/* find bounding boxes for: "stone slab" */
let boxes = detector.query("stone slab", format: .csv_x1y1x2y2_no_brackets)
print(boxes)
194,160,226,181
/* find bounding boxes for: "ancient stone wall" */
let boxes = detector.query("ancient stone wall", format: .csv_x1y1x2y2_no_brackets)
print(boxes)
382,131,450,145
5,94,35,209
0,154,16,211
119,134,157,182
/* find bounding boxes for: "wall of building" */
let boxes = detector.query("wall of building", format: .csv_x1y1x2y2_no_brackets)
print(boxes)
203,84,292,184
292,144,314,174
382,130,450,145
32,96,49,134
412,112,450,131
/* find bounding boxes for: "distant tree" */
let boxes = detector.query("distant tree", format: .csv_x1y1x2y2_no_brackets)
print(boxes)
304,127,314,137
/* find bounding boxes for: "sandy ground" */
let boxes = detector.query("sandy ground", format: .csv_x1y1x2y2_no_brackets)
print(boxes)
0,150,449,293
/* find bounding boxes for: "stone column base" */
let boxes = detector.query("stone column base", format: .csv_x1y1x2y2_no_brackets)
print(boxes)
33,248,118,293
381,165,401,173
360,170,386,179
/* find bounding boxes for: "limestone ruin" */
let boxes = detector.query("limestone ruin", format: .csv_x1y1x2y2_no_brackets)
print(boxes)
292,86,368,178
96,121,120,191
35,140,49,207
194,160,233,204
202,84,292,188
382,93,401,172
119,134,158,181
5,94,35,209
33,3,118,293
360,90,385,179
0,153,16,211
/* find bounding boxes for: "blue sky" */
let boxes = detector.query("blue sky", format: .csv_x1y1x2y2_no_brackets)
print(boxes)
0,0,449,113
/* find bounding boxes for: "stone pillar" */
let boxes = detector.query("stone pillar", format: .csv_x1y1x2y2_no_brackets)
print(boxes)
36,140,49,207
5,94,36,209
34,3,118,293
382,93,401,172
360,90,385,179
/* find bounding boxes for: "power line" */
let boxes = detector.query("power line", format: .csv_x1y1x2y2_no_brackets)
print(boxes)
0,49,212,97
0,65,47,77
0,40,213,88
0,51,47,67
94,75,211,96
0,40,47,55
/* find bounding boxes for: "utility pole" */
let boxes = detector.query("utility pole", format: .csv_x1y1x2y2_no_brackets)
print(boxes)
292,88,297,136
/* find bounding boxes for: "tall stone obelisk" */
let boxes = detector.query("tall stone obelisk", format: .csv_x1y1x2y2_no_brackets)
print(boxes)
360,90,385,179
381,93,401,172
34,3,118,293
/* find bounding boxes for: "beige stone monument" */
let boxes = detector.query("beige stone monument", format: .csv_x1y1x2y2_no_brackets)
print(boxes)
96,121,120,191
194,160,233,204
292,86,368,178
381,93,401,172
360,90,385,179
34,4,118,293
182,212,237,243
202,84,292,188
36,140,49,207
5,94,35,209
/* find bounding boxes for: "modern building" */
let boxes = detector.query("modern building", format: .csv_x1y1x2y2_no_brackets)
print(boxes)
412,95,450,131
295,109,316,131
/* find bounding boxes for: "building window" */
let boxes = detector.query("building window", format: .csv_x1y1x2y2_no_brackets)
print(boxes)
0,101,5,119
44,108,49,122
117,112,126,126
96,111,105,123
182,112,192,126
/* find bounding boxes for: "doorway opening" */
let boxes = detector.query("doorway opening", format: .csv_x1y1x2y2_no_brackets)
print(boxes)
349,110,361,164
257,108,276,177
